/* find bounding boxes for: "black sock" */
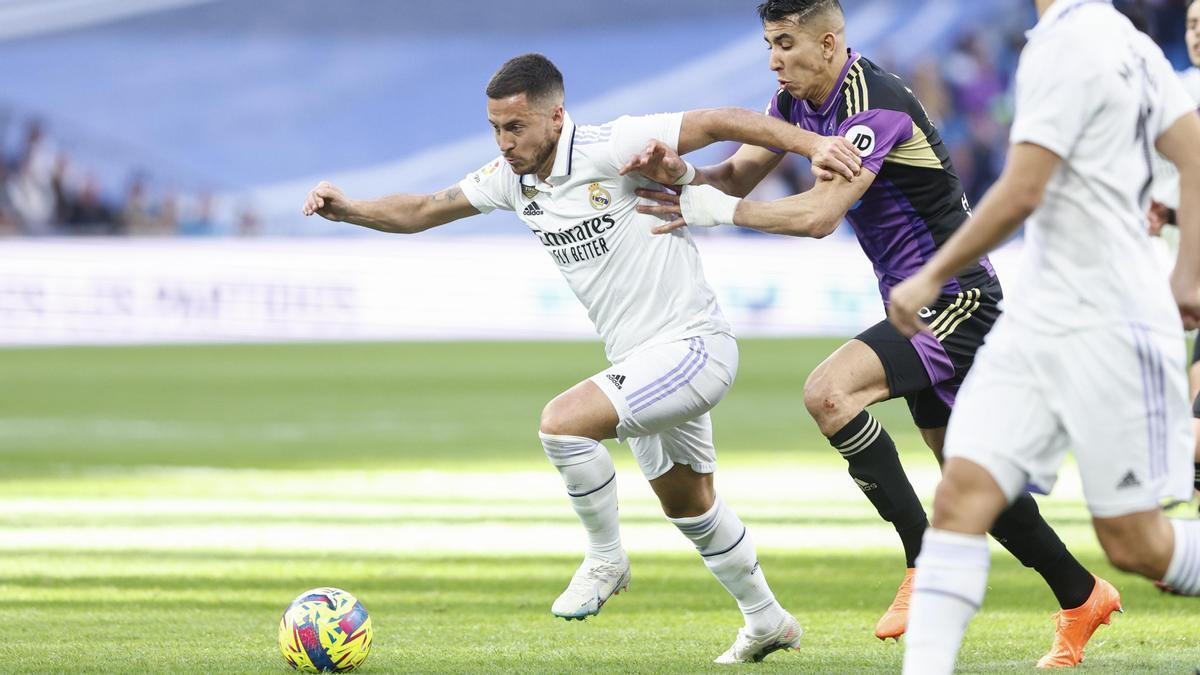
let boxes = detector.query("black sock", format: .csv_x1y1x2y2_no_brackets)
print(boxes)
990,493,1095,609
830,410,928,568
1194,462,1199,493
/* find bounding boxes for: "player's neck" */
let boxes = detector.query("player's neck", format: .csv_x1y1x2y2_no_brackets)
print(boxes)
1034,0,1056,17
807,49,850,108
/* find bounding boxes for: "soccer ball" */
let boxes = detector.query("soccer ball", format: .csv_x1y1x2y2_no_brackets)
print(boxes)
278,587,373,672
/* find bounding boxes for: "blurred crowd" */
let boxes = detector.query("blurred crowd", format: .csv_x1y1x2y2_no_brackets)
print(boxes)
0,0,1192,239
0,118,260,237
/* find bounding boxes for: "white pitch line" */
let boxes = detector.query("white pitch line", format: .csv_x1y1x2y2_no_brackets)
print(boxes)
0,463,1095,555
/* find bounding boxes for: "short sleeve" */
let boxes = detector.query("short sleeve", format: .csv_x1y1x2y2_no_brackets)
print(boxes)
836,109,915,174
1153,56,1199,141
608,113,684,168
763,89,792,156
1009,43,1095,158
457,156,513,214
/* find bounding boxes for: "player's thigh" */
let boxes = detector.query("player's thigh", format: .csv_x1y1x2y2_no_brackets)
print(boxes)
1057,325,1194,517
943,321,1069,502
1091,508,1175,577
627,411,719,482
590,333,737,443
803,336,891,415
539,379,619,440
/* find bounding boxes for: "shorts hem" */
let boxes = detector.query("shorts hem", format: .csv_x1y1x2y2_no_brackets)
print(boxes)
643,460,716,481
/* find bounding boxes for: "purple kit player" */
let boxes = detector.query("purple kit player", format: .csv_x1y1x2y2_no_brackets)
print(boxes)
628,0,1118,666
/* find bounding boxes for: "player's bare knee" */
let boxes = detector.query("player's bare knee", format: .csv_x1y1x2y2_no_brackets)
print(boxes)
802,376,846,428
539,399,576,436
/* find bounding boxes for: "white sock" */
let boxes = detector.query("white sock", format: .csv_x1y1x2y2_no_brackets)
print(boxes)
669,496,786,634
902,528,990,675
539,432,624,564
1163,518,1200,595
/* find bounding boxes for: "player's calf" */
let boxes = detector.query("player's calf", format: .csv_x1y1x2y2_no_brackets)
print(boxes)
1093,510,1175,580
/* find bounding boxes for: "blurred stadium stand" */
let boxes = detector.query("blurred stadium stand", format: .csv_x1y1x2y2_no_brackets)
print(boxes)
0,0,1189,237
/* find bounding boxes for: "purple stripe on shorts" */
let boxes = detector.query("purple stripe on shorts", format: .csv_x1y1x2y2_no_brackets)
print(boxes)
628,342,707,412
629,343,710,414
625,337,701,401
1131,324,1167,480
910,330,957,408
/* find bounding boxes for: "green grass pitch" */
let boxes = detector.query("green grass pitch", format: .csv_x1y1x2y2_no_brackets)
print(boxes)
0,339,1196,673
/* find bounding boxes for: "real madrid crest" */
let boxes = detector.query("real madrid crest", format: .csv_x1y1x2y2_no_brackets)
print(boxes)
588,182,611,211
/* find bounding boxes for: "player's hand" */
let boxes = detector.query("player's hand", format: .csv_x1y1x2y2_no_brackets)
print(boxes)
1169,270,1200,330
1148,200,1172,237
635,188,688,234
620,140,690,185
887,271,941,337
810,135,862,182
302,181,352,221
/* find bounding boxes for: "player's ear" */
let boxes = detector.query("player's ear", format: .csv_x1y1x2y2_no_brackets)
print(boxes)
821,31,837,60
552,104,564,130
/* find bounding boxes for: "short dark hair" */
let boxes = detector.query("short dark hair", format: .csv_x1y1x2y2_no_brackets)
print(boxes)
756,0,843,24
485,53,564,103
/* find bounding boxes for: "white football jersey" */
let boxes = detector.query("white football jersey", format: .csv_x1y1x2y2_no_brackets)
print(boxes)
458,111,730,362
1151,67,1200,209
1004,0,1198,334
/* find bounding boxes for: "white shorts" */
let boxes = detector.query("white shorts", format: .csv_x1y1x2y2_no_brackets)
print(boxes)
945,318,1194,518
590,332,738,481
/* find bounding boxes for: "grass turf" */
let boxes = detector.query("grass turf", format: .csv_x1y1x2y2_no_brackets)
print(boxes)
0,339,1197,672
4,549,1198,673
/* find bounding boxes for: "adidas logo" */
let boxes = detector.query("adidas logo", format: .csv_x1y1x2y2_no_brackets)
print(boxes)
522,201,544,216
606,374,626,390
854,478,879,492
1116,471,1141,490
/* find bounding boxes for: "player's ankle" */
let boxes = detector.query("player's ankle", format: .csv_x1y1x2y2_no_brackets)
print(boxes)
743,599,787,635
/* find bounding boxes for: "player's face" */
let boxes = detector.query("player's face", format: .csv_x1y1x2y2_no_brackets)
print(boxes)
1187,2,1200,67
487,93,562,176
763,19,833,102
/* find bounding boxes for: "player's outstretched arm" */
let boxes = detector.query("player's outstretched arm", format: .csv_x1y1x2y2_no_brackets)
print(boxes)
887,142,1059,336
301,181,479,234
1157,111,1200,328
621,140,788,198
678,108,862,181
635,166,874,237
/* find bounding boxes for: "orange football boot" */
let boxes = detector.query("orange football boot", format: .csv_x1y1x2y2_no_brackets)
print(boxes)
874,568,915,640
1036,575,1123,668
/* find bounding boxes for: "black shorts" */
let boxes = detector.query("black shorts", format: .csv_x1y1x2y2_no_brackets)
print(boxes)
858,278,1003,429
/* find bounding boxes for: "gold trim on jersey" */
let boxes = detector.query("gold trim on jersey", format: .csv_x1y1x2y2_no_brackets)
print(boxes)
926,288,981,342
843,62,868,117
883,122,943,170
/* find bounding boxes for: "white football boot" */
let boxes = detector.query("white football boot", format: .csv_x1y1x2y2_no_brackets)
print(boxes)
551,556,631,620
714,613,803,664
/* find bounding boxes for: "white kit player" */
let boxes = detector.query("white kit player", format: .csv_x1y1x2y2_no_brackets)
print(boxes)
302,53,863,663
884,1,1200,672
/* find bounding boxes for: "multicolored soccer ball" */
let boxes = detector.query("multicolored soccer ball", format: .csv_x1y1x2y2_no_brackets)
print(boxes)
278,587,373,672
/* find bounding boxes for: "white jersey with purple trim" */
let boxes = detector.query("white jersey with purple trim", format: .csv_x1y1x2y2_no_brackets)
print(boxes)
457,111,730,363
1004,0,1199,335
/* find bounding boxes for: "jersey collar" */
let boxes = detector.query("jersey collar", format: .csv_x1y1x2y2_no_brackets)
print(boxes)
805,49,860,117
520,110,577,193
1027,0,1111,38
